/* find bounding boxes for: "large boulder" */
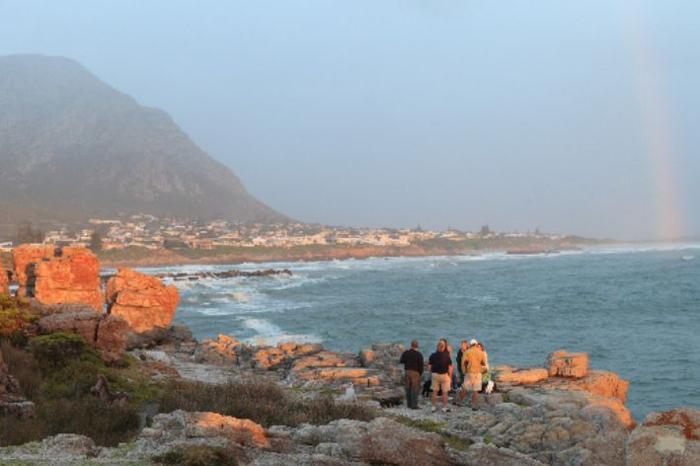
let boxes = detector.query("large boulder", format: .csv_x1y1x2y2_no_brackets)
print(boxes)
546,350,589,378
106,268,179,334
37,309,129,363
13,246,103,311
626,408,700,465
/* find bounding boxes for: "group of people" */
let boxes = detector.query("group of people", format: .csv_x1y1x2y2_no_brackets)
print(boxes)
399,338,492,413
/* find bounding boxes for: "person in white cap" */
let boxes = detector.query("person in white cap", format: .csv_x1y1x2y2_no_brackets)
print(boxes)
457,338,486,409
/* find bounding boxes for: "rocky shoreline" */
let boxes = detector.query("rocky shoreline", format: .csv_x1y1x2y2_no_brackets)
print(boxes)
1,245,698,465
97,242,593,269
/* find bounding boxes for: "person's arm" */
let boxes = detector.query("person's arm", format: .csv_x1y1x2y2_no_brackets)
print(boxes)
447,356,453,377
399,351,405,366
418,353,424,375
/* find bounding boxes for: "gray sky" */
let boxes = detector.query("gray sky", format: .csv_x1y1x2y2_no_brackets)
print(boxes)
1,0,698,239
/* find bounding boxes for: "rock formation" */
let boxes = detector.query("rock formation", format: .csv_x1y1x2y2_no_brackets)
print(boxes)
36,308,130,363
0,268,9,295
546,350,589,378
106,268,179,334
195,334,241,365
626,408,700,465
13,245,103,311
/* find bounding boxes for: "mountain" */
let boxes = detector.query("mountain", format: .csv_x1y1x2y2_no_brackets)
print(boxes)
0,54,288,229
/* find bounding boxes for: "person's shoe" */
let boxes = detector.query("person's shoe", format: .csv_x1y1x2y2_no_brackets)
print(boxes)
431,406,437,413
442,407,451,413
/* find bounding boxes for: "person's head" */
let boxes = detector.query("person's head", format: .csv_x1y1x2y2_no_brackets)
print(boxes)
478,342,485,351
437,340,446,352
410,340,419,349
460,340,468,350
469,338,478,347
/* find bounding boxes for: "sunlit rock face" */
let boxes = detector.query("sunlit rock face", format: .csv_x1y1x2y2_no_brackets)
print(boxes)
106,268,179,334
13,245,103,311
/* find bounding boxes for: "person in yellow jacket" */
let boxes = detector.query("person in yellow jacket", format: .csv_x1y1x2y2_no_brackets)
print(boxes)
457,338,486,409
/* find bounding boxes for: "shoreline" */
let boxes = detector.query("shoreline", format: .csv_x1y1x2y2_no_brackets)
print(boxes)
99,243,591,269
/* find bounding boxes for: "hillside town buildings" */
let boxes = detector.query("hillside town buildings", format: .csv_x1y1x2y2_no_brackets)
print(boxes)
0,214,566,252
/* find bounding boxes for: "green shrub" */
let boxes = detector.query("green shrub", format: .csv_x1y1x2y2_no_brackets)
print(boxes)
159,379,375,427
0,295,37,339
152,446,239,466
29,333,101,372
0,337,141,447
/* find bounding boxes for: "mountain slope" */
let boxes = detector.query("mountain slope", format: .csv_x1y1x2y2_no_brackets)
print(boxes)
0,54,288,225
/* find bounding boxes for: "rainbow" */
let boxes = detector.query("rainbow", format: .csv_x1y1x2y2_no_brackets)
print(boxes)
621,0,685,240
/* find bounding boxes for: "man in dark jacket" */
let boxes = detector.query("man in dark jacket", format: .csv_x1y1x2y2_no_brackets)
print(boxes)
399,340,424,409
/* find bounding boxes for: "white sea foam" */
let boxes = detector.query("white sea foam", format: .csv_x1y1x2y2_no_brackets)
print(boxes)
242,318,321,346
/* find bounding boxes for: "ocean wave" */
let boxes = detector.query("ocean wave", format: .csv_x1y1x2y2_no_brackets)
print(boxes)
242,318,321,346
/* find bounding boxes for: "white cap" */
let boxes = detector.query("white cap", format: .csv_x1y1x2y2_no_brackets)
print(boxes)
469,339,478,345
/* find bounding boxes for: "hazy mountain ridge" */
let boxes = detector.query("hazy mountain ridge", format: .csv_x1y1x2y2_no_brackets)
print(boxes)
0,54,287,226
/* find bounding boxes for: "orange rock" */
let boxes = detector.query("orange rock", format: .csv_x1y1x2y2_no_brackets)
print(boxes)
186,411,270,448
0,269,8,295
13,246,103,310
495,366,549,385
106,268,179,333
546,350,589,378
13,244,56,295
543,370,629,403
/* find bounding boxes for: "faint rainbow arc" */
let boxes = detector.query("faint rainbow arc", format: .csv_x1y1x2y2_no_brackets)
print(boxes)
621,0,685,240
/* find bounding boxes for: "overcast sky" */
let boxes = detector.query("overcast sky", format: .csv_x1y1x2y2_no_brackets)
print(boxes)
1,0,698,239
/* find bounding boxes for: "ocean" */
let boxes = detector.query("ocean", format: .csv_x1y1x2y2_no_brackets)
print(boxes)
140,244,700,420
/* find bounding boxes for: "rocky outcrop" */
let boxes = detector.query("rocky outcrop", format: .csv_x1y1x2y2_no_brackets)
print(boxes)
37,309,129,363
543,369,629,403
286,417,452,465
12,244,56,295
0,411,455,465
154,268,293,281
251,342,323,370
194,334,241,365
0,268,9,295
13,245,103,311
106,268,179,334
546,350,589,378
625,409,700,465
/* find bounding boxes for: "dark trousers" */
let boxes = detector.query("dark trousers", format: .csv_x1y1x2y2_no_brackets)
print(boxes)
404,370,421,408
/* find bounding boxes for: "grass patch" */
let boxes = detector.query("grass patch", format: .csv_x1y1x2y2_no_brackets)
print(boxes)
443,433,473,451
392,416,447,433
0,334,156,447
159,379,375,428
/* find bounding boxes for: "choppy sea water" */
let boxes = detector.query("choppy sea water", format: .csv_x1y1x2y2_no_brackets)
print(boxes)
139,244,700,420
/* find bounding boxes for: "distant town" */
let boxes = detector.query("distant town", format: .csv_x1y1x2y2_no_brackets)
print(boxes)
0,214,585,256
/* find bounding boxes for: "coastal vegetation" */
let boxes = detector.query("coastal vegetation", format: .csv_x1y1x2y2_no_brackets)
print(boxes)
158,379,376,428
